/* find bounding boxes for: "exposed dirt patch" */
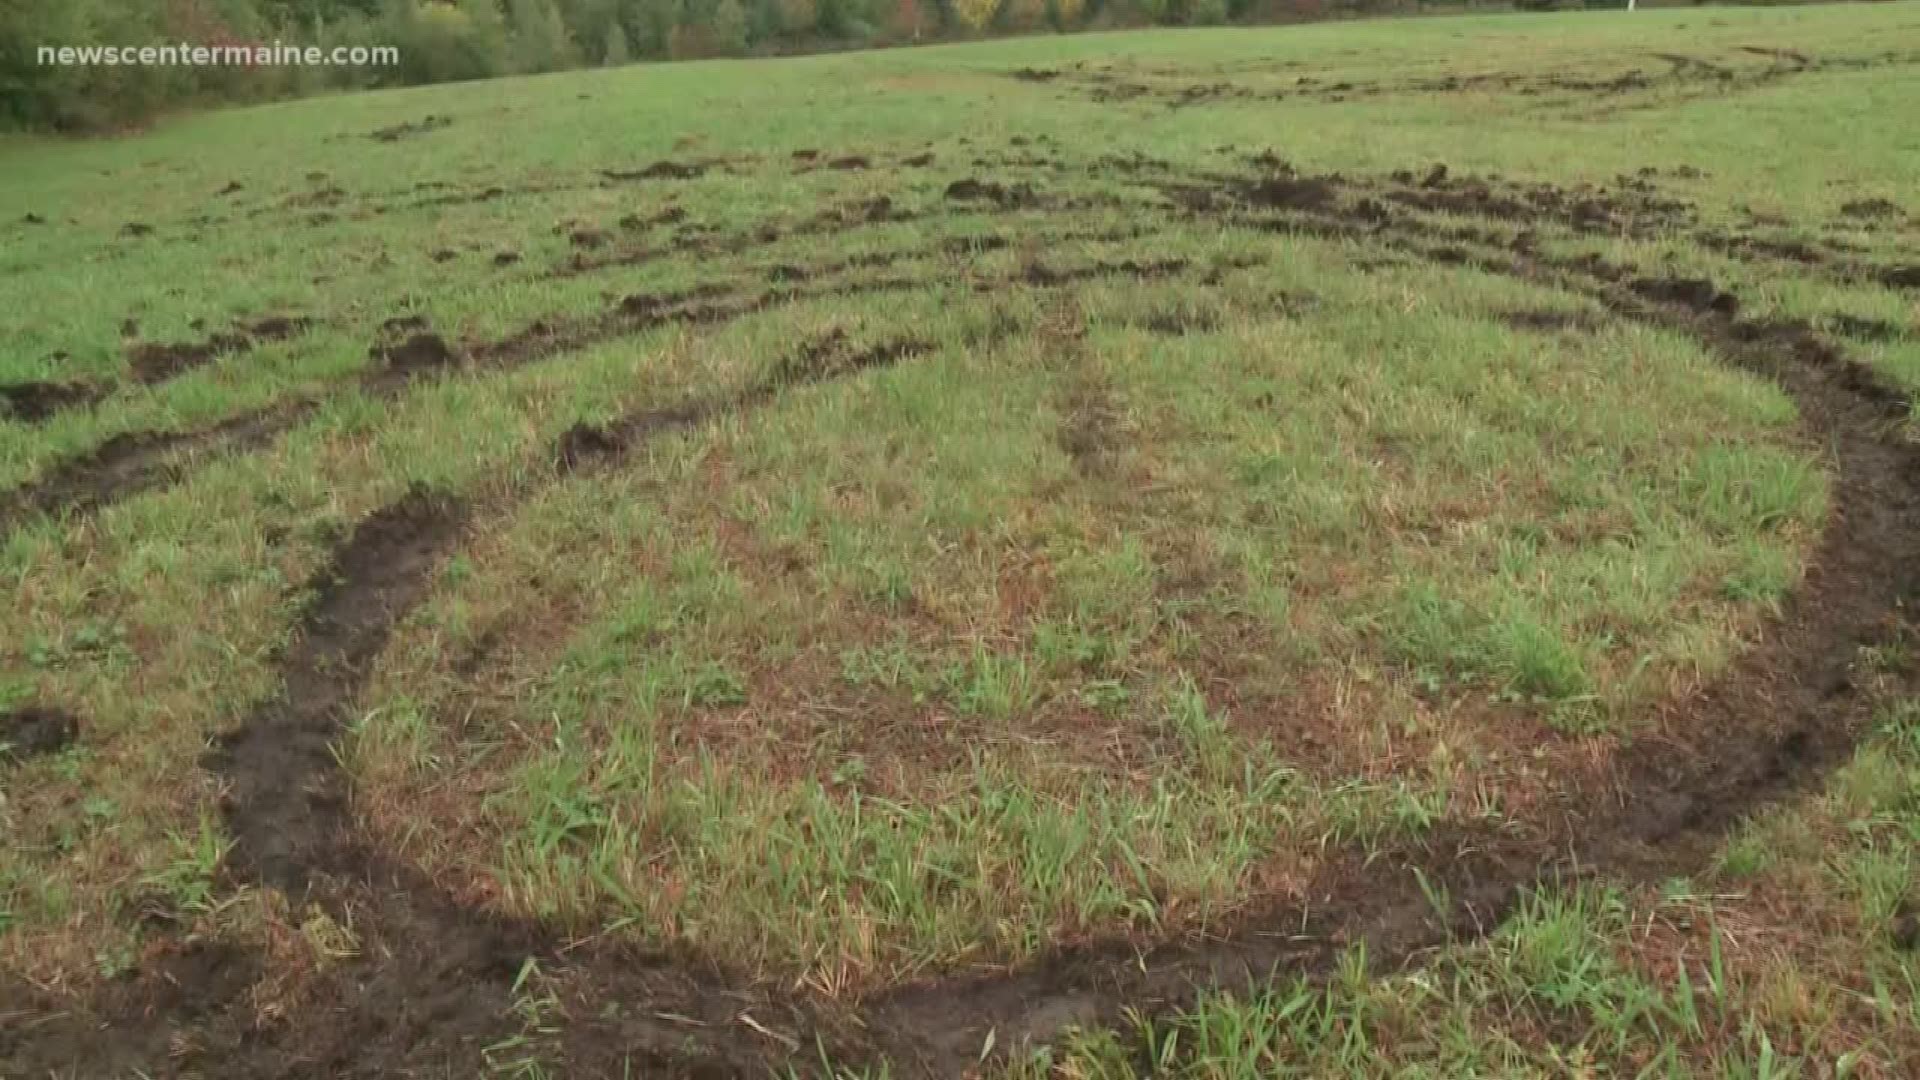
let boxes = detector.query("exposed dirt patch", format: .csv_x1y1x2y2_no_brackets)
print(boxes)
827,155,870,171
1011,67,1060,82
0,380,105,422
369,114,452,142
945,178,1037,208
492,250,521,267
1243,174,1337,211
209,488,468,890
1840,197,1903,220
1880,265,1920,290
126,331,250,383
124,317,311,384
373,332,459,374
1629,274,1741,315
603,160,706,181
0,403,311,535
0,705,79,763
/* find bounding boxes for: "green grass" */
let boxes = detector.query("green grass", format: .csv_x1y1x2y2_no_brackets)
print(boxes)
1,2,1917,1068
1014,697,1920,1078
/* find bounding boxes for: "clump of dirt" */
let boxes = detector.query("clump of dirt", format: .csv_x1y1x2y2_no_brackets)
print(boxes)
1242,175,1336,211
247,316,311,341
945,178,1037,208
1011,67,1060,82
1629,275,1740,315
617,206,686,231
555,421,627,471
827,155,869,171
1840,198,1902,220
120,222,154,238
370,115,452,142
127,331,250,384
604,160,706,181
0,705,79,763
1880,266,1920,290
122,317,309,385
1,380,105,422
374,332,459,374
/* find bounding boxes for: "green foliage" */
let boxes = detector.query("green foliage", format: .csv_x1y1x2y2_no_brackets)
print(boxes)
0,0,1645,129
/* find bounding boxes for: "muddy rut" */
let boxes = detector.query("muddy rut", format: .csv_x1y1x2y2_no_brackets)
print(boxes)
4,159,1920,1078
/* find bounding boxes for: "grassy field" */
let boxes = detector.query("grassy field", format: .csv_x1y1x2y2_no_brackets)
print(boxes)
3,4,1919,1076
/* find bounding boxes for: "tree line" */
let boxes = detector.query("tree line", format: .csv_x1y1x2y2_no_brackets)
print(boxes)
3,0,1525,130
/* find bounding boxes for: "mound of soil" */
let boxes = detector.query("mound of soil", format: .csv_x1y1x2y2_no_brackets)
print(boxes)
604,160,706,181
374,332,459,373
1880,265,1920,290
127,332,250,384
1629,275,1740,315
0,706,79,763
555,421,628,471
370,115,452,143
1242,175,1336,211
1,380,104,422
945,178,1037,208
1839,198,1902,220
247,316,311,341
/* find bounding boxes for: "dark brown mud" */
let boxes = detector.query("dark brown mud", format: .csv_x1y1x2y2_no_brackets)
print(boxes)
126,316,313,384
0,403,314,535
0,705,79,763
209,488,469,892
369,115,452,142
0,379,105,422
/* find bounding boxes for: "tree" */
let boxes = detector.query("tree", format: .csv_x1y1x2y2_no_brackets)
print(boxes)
951,0,997,30
508,0,579,72
602,19,632,62
711,0,748,51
